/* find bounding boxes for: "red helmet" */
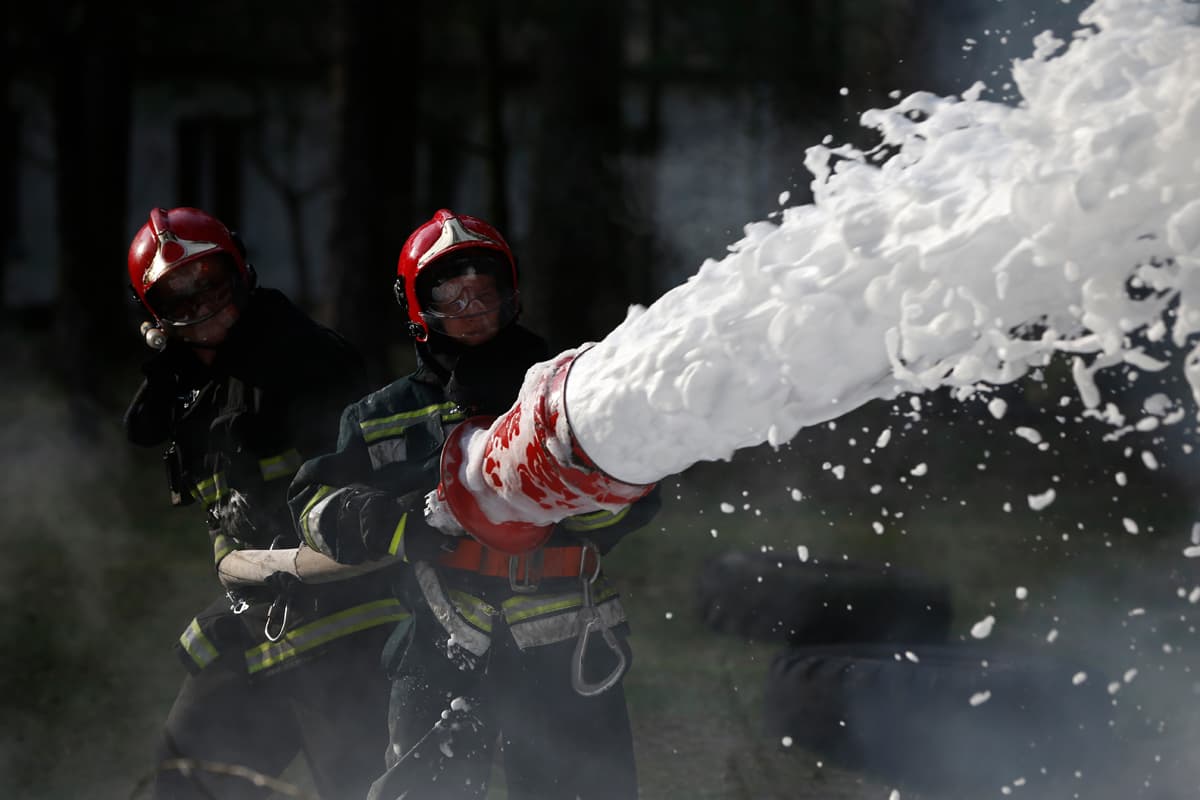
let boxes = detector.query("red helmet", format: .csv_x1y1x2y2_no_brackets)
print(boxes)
128,207,253,326
394,209,519,341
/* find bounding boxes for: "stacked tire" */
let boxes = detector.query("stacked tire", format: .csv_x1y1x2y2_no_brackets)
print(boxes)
697,549,1115,795
764,643,1113,793
696,549,953,645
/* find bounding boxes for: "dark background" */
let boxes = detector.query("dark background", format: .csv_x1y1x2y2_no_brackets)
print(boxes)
5,1,1200,798
4,0,1088,389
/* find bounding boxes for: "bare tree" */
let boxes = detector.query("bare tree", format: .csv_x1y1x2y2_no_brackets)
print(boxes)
480,0,510,232
523,1,642,352
327,1,420,383
52,2,133,417
1,7,14,316
244,85,332,311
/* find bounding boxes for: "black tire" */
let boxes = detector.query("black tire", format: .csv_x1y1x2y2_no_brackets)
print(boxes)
763,643,1115,793
696,549,952,645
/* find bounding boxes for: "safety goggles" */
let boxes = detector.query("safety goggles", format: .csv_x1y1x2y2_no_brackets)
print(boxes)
145,256,239,327
424,277,506,318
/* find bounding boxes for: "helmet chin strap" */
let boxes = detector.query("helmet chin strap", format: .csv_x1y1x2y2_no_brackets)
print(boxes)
414,335,463,384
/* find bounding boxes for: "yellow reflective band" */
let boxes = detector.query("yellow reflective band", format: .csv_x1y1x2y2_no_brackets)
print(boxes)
359,403,463,443
389,513,408,558
212,534,236,565
180,618,220,670
244,599,409,675
258,449,303,482
447,589,496,634
194,472,228,507
560,505,631,532
299,485,335,549
502,585,618,625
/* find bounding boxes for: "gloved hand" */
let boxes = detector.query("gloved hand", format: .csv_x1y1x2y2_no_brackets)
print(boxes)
264,569,300,598
140,337,204,386
424,490,466,537
341,488,460,563
140,343,179,384
215,489,262,543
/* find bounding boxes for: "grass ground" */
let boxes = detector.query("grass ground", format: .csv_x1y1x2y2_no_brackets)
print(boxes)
3,337,1198,799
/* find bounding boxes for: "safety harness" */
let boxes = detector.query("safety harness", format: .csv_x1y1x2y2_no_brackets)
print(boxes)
420,538,628,695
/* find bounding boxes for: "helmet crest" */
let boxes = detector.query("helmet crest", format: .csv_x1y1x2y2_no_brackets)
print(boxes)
417,216,497,268
128,207,252,324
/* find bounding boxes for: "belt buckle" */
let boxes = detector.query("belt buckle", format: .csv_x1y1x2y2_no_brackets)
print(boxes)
508,550,543,593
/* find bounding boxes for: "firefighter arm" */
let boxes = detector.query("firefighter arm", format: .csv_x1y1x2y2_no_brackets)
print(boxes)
288,403,375,561
288,403,443,564
558,485,663,554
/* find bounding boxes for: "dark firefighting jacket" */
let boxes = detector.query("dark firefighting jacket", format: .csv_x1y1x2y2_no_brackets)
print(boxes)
287,329,660,661
124,288,407,676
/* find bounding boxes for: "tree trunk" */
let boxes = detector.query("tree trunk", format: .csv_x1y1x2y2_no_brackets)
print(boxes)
0,27,13,317
523,1,636,352
327,1,419,384
52,3,133,420
481,0,510,232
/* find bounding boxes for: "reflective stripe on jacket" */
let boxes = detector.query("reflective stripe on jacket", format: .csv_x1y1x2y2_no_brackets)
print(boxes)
177,596,409,674
244,598,409,675
359,402,466,471
414,560,626,653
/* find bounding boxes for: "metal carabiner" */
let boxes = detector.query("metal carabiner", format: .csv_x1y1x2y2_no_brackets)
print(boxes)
262,534,291,642
264,595,290,642
570,543,627,697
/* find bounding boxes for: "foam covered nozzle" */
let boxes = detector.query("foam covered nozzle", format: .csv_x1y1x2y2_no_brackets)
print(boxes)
437,351,654,555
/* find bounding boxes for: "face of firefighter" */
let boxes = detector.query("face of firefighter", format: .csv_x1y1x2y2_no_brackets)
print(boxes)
424,273,504,346
175,302,240,349
150,257,242,349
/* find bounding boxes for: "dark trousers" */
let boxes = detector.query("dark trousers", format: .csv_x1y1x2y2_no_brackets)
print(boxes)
151,625,392,800
369,615,637,800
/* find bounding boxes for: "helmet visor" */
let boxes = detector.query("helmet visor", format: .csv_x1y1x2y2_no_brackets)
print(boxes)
145,256,239,327
416,252,517,336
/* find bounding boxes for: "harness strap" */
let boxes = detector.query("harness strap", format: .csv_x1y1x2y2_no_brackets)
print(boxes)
436,539,597,581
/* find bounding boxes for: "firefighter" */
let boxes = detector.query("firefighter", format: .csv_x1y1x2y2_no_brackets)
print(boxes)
124,207,404,799
288,208,661,800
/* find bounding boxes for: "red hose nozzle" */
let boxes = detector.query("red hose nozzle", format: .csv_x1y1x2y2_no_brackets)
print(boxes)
437,351,654,555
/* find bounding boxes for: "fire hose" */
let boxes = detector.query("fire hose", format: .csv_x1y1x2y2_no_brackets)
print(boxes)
216,546,399,587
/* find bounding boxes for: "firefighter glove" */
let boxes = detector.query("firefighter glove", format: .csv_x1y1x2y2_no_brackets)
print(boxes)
216,489,262,543
339,488,453,562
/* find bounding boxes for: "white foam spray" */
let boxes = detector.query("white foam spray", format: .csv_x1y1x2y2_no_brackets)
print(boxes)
563,0,1200,484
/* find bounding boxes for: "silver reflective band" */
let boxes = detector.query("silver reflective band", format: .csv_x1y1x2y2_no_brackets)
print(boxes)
300,485,347,555
180,618,220,670
368,437,408,470
414,561,493,657
507,595,626,651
